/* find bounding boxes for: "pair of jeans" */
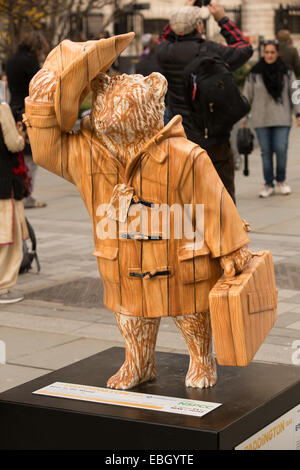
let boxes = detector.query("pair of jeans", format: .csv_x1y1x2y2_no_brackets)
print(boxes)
255,126,291,187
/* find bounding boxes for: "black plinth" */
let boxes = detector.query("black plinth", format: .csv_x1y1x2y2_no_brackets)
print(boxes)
0,347,299,450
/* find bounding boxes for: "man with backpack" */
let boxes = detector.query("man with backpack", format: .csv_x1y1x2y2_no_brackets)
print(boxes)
156,1,253,202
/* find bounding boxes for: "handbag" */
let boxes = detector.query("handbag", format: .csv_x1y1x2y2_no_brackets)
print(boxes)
237,127,254,155
237,127,254,176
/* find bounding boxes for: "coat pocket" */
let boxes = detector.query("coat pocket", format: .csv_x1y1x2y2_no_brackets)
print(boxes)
93,246,119,283
178,245,211,284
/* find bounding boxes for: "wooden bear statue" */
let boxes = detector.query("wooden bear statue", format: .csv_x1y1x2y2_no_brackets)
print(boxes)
24,33,253,390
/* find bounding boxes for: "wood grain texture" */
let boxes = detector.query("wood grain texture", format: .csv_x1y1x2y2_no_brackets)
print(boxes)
24,37,251,319
209,251,277,366
107,313,160,389
174,311,217,388
22,34,275,389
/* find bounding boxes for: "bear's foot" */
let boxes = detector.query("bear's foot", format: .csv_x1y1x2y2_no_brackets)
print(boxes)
107,360,156,390
185,354,217,389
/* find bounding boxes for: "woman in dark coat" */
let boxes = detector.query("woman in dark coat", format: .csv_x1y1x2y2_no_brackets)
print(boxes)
6,31,49,208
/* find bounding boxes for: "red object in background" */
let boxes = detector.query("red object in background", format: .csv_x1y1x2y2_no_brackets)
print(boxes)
12,152,32,197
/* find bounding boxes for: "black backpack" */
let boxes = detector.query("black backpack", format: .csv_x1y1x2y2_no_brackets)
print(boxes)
184,46,250,140
19,218,41,274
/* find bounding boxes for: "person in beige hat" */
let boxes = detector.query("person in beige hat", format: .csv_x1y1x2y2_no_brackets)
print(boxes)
156,1,253,203
168,4,204,36
276,29,300,77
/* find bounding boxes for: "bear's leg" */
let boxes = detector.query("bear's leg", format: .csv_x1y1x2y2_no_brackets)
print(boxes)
173,311,217,388
107,313,160,390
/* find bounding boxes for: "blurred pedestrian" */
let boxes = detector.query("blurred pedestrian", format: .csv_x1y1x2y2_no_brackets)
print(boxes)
136,34,162,76
136,34,170,125
6,31,49,208
156,1,253,203
0,90,27,304
6,31,48,110
0,72,10,102
243,40,300,198
276,29,300,77
97,31,110,40
139,33,152,59
0,72,8,89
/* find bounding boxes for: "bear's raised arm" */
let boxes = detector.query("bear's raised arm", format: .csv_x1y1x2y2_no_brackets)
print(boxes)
24,68,87,186
23,34,135,185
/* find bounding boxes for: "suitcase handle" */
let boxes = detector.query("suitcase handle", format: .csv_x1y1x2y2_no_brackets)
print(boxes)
219,279,244,289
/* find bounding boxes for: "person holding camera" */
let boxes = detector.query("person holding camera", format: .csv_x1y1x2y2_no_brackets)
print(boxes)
156,1,253,203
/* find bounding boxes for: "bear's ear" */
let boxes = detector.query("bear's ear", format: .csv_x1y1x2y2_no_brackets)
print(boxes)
145,72,167,101
91,72,111,97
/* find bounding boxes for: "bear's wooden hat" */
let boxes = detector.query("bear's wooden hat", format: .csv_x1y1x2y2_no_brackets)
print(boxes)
43,32,135,131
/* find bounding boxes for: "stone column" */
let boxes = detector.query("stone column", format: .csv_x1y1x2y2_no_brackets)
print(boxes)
242,0,276,39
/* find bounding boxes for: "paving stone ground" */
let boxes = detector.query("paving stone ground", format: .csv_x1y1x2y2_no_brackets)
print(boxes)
0,124,300,393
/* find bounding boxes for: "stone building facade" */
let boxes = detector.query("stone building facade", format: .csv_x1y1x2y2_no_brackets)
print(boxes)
138,0,300,50
47,1,300,58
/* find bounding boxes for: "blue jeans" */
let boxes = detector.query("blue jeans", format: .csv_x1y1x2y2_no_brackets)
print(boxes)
255,126,291,187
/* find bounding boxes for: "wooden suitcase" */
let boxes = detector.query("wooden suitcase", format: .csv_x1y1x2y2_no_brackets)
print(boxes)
209,250,277,366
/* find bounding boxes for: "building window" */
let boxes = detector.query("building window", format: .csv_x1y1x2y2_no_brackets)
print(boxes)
70,13,104,41
143,19,168,35
85,13,104,39
275,5,300,34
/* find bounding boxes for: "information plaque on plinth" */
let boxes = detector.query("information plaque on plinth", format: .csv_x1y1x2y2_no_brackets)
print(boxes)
0,347,299,450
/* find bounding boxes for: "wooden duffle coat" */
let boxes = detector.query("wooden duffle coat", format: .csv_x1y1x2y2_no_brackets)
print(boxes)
24,95,250,317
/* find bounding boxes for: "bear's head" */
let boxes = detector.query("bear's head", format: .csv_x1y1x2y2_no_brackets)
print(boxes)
91,72,167,165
